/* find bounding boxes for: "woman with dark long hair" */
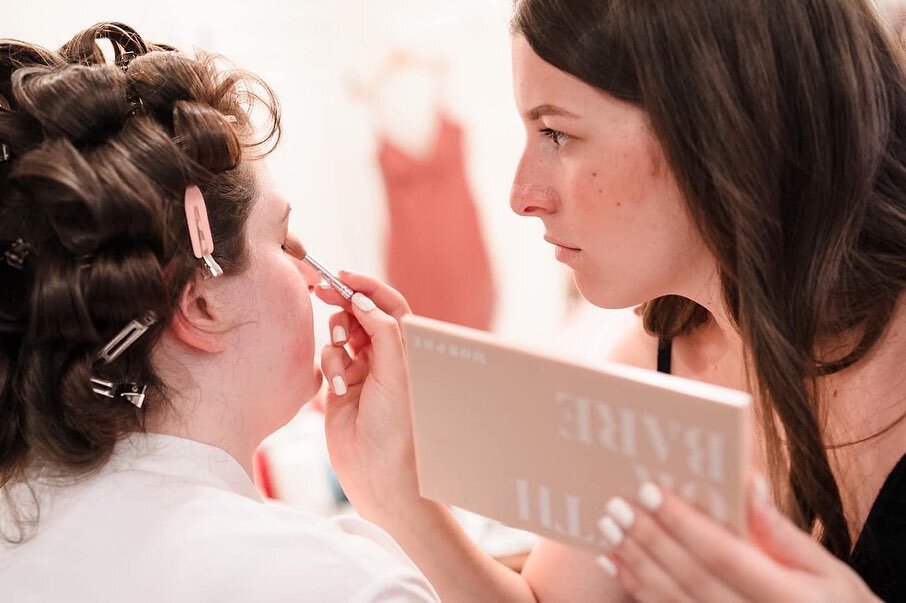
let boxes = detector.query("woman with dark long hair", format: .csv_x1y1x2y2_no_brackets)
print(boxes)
0,23,438,601
317,1,906,600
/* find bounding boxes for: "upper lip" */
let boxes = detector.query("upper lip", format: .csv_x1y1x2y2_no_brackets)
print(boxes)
544,235,580,250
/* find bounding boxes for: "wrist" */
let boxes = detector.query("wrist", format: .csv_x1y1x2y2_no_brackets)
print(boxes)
363,494,450,540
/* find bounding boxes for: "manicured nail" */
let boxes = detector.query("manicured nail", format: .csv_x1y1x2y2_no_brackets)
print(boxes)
638,482,663,511
598,516,623,546
332,325,347,345
352,293,376,312
595,555,617,577
605,497,635,530
332,375,347,396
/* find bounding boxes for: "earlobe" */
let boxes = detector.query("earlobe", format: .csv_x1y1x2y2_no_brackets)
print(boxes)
167,282,228,354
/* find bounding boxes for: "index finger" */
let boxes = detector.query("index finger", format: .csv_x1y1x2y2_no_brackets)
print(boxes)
337,270,412,320
313,283,353,309
638,484,802,601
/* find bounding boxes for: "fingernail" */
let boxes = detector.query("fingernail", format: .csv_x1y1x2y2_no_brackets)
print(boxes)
605,497,635,530
332,375,347,396
597,516,623,546
317,282,333,290
332,325,347,344
595,555,618,577
352,293,376,312
638,482,663,511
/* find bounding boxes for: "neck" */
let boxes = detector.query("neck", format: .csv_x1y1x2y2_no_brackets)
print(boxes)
146,338,261,479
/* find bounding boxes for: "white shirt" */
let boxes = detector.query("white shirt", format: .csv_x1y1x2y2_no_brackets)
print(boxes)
0,433,439,602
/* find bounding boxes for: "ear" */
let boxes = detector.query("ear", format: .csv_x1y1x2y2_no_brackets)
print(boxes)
168,279,229,354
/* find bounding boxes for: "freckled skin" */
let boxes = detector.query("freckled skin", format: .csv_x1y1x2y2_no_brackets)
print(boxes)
510,36,713,309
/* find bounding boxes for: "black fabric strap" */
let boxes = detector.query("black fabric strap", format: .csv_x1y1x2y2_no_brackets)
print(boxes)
657,337,673,374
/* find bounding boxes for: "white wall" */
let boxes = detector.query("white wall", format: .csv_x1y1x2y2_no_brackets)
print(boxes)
6,0,635,358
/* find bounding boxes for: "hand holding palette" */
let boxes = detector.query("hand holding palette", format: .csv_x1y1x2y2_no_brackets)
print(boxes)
400,315,752,553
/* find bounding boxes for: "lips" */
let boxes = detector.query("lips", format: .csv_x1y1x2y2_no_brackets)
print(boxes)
543,234,581,251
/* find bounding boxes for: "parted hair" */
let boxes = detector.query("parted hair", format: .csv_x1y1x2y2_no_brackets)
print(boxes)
0,22,281,533
513,0,906,559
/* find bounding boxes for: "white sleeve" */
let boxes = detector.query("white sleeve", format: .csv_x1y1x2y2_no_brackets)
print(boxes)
349,574,441,603
170,508,440,602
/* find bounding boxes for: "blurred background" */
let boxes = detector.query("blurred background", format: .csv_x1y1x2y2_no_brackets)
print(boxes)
9,0,906,563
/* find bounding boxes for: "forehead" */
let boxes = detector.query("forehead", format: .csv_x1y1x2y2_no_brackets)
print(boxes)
511,35,596,112
246,160,287,224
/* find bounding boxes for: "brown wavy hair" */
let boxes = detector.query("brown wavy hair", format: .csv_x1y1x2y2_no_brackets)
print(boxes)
513,0,906,558
0,22,280,539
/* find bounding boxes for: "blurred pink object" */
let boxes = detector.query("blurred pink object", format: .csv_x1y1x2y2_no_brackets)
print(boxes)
378,115,496,330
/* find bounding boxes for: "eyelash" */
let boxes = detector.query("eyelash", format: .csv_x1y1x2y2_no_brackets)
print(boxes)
540,128,569,148
282,231,304,259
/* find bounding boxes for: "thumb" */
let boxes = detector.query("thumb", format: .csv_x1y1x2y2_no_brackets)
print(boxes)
747,475,831,573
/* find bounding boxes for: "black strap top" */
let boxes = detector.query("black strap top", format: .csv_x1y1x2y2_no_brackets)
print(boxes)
656,337,906,601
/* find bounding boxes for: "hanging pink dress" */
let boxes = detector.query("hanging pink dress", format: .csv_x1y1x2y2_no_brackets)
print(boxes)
377,115,496,330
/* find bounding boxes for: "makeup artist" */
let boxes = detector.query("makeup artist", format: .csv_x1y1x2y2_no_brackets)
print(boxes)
316,1,906,601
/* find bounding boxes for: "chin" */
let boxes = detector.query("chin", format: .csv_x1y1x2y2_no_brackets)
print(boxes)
573,272,650,310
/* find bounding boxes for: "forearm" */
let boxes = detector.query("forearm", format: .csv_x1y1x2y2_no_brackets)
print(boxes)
375,498,539,603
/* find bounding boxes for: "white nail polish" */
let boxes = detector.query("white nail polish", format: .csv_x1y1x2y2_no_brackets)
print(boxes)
352,293,376,312
332,325,347,344
332,375,347,396
595,555,618,577
606,497,635,530
598,516,623,546
638,482,663,511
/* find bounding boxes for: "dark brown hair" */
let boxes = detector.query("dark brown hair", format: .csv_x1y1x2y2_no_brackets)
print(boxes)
0,22,280,538
513,0,906,558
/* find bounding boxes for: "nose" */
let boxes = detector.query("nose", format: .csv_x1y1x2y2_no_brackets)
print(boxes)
510,150,557,217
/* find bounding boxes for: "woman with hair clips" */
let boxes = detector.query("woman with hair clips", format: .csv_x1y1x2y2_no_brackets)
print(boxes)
314,0,906,601
0,23,438,602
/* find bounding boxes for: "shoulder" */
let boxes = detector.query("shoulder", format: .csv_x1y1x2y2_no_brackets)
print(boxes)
165,500,439,601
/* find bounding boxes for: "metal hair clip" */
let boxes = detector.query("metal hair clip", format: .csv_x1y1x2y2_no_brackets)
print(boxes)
4,239,33,270
184,186,223,279
115,51,136,71
1,144,10,162
202,255,223,278
126,95,144,118
96,311,158,365
90,377,147,409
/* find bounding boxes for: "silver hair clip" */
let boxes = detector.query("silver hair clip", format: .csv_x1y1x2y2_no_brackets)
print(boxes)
115,51,137,71
1,144,9,162
202,255,223,279
90,377,147,408
96,311,158,365
4,239,32,270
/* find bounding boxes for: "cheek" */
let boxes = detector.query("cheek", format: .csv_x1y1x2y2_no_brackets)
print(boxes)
253,258,316,364
568,144,695,304
278,273,315,363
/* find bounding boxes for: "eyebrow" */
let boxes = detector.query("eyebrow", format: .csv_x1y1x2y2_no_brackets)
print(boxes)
525,104,579,121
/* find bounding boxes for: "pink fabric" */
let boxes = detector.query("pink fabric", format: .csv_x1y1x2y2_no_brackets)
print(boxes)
378,115,496,330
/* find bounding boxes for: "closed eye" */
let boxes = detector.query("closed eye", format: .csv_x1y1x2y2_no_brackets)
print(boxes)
282,231,306,260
